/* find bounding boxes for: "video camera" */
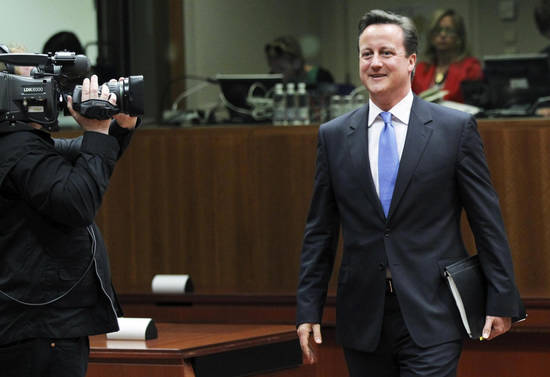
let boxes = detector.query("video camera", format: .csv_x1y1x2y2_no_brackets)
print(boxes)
0,48,144,131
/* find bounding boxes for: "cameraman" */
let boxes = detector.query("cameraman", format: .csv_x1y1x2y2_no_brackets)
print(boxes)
0,74,138,377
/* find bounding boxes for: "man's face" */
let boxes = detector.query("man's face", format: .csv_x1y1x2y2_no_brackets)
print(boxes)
358,23,416,109
15,66,34,77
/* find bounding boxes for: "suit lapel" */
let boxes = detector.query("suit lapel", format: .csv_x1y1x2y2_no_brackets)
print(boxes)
387,96,433,219
346,104,386,221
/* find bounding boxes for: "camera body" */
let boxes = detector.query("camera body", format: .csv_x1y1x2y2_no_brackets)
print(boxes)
0,72,59,129
0,50,144,131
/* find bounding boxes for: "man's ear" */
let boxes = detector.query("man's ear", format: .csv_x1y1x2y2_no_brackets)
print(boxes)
408,53,417,74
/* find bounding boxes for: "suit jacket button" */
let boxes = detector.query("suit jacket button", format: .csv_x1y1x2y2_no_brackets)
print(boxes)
378,263,385,271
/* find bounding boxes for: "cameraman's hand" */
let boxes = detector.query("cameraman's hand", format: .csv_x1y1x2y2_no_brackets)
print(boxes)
67,75,114,135
110,78,138,129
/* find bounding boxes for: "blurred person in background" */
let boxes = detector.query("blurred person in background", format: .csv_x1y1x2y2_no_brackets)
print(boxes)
0,43,34,76
43,31,85,55
265,35,334,85
412,9,482,103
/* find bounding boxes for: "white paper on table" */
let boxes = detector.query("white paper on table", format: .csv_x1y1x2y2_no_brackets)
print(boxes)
106,317,156,340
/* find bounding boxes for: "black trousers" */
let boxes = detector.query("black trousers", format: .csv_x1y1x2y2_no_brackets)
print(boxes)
0,336,89,377
343,293,462,377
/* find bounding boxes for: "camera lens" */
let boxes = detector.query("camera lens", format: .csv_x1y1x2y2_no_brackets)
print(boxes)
107,75,144,116
72,75,144,116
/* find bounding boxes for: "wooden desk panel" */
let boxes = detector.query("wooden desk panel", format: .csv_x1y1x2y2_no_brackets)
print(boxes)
56,119,550,297
459,331,550,377
118,293,549,332
118,293,335,324
93,125,320,294
88,323,305,377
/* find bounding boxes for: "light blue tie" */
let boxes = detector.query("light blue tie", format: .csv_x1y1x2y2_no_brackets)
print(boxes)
378,112,399,217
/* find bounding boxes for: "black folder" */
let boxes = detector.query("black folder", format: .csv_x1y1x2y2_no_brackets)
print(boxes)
444,254,526,340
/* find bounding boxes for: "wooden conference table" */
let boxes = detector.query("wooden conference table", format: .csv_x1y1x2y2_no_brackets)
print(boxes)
113,293,550,377
88,322,307,377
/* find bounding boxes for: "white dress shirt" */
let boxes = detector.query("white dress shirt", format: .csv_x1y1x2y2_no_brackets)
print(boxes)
367,90,413,196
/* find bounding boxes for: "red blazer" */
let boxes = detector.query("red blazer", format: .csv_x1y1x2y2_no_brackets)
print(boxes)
412,57,482,103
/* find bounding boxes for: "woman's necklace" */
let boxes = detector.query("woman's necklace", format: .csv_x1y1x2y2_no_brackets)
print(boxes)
435,70,447,85
435,62,450,85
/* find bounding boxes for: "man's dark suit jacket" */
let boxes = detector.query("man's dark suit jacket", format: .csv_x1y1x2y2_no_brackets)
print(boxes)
296,96,522,351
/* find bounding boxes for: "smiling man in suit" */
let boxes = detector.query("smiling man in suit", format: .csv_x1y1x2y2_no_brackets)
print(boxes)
296,9,522,377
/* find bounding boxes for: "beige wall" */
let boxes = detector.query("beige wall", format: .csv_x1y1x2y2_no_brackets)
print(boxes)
0,0,97,63
473,0,548,56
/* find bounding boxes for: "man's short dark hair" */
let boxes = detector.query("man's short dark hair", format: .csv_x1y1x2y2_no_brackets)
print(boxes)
357,9,418,57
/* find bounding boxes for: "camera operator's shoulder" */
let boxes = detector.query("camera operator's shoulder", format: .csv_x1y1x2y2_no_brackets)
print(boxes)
0,127,54,155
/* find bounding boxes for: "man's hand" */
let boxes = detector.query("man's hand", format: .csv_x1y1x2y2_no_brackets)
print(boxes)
482,315,512,340
110,78,138,129
67,75,115,134
297,323,322,364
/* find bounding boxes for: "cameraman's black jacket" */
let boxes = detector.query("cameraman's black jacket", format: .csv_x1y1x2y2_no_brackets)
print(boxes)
0,120,136,345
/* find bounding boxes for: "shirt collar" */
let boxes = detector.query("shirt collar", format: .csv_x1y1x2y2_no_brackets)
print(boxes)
368,90,414,127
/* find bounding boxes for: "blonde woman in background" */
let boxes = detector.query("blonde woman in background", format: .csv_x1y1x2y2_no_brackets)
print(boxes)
412,9,482,103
